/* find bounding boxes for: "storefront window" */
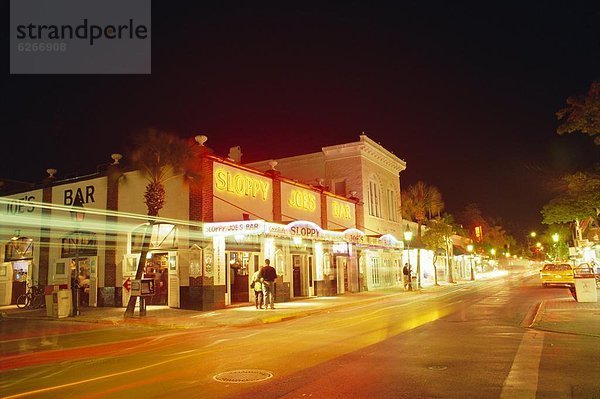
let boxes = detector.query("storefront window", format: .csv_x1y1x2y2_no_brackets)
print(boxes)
370,257,381,286
323,252,331,275
5,237,33,261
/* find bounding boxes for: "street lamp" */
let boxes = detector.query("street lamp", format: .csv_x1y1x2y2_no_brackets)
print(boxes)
467,244,475,281
552,233,559,261
70,198,85,317
404,227,413,290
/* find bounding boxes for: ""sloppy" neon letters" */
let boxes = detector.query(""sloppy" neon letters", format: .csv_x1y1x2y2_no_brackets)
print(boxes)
214,168,270,201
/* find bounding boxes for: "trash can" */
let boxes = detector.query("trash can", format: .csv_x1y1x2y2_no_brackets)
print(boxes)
410,276,418,290
573,272,598,303
54,289,72,318
45,285,56,317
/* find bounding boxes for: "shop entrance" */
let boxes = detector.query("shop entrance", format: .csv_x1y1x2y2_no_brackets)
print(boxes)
9,260,30,305
226,252,253,304
335,256,347,295
292,255,302,297
143,252,169,305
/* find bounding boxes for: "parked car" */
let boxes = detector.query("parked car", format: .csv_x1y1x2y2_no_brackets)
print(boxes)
540,263,574,287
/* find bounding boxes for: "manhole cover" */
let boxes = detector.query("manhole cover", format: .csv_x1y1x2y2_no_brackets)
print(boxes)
427,365,448,371
213,369,273,383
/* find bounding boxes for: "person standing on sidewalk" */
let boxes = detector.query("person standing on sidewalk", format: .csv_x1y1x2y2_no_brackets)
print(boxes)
259,259,277,309
403,263,412,291
250,269,263,309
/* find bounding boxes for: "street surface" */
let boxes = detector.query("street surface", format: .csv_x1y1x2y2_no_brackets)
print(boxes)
1,273,599,398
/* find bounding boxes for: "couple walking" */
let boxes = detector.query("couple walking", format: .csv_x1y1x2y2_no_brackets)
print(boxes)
251,259,277,309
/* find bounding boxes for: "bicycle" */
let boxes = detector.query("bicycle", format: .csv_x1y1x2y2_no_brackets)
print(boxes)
16,283,46,309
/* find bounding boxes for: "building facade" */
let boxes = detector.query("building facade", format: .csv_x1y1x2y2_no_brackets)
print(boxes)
246,133,407,290
0,135,405,311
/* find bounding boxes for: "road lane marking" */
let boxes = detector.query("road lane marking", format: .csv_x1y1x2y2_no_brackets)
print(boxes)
500,330,544,399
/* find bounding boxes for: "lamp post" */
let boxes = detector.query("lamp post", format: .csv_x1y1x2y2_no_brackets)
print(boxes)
552,233,559,261
528,231,536,257
70,198,85,317
467,244,475,281
404,227,413,290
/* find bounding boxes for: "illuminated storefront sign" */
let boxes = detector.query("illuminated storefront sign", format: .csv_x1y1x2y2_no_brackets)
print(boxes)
331,200,352,220
379,234,399,247
203,220,265,236
214,167,270,201
288,221,322,239
264,223,288,237
288,189,317,211
343,228,365,244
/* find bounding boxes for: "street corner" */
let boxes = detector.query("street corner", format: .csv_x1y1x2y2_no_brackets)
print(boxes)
528,297,600,337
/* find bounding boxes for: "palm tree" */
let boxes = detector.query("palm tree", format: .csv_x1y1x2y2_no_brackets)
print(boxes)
402,181,444,288
124,129,202,318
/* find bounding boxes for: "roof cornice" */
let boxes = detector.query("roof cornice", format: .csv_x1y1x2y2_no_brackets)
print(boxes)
322,134,406,173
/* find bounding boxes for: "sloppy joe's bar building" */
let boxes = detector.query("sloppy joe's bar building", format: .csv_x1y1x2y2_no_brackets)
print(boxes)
0,135,405,311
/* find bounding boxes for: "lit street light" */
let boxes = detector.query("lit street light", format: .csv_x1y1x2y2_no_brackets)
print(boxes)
552,233,559,261
467,244,475,281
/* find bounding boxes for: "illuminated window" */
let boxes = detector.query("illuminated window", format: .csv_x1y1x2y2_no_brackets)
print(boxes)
370,257,381,286
368,180,381,218
387,188,398,222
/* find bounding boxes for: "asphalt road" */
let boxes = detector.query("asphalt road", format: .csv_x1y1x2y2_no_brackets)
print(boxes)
1,274,598,399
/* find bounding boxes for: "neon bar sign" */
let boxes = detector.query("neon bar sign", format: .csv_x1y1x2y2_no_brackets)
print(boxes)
288,189,317,212
214,168,270,201
203,220,265,236
331,200,352,220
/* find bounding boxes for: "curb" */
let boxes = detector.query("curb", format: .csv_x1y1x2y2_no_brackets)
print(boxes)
526,300,545,328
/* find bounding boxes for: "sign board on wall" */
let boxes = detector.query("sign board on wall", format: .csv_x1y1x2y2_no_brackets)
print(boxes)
212,162,272,221
53,177,108,209
280,182,321,225
326,196,355,230
2,190,44,236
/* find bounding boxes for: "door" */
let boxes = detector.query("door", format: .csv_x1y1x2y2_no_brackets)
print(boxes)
168,251,179,308
336,256,346,294
228,252,251,304
0,262,13,305
293,255,302,297
88,257,98,307
307,256,314,296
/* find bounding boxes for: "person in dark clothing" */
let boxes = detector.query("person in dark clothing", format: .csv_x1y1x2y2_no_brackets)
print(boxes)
259,259,277,309
403,263,412,291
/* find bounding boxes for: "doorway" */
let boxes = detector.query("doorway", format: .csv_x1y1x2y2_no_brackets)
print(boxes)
143,253,169,305
226,252,253,304
293,255,302,297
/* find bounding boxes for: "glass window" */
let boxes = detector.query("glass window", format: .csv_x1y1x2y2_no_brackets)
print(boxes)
370,257,381,286
387,189,398,222
368,180,382,218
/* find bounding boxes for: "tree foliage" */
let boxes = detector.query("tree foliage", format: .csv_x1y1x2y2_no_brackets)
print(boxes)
402,182,444,287
556,81,600,145
541,168,600,225
402,181,444,224
130,129,203,216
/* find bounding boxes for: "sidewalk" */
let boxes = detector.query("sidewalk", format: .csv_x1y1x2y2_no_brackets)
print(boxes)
0,287,425,329
2,281,598,337
530,296,600,337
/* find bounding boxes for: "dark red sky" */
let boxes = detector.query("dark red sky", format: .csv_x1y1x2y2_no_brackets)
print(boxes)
3,2,599,236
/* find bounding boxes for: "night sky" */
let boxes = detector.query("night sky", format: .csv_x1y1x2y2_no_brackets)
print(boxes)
3,2,599,236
